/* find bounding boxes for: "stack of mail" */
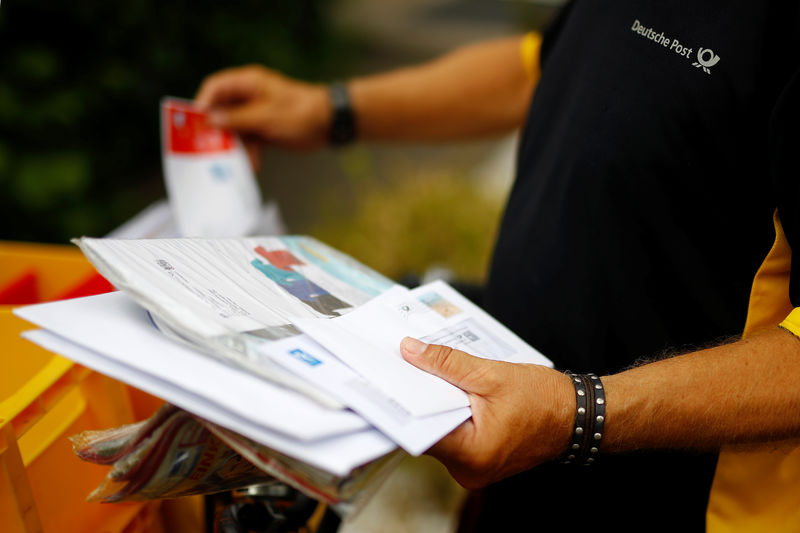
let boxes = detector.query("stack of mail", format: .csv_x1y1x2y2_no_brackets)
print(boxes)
15,235,552,507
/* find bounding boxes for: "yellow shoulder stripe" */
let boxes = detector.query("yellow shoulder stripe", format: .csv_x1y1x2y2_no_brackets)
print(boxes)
520,32,543,83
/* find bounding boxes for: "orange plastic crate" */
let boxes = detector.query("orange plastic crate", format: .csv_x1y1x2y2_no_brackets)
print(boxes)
0,241,166,533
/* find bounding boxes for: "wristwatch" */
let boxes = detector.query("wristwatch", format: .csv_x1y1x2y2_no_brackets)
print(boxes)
328,82,357,146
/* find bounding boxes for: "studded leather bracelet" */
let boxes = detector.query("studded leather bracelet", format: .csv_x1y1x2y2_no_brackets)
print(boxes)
560,371,606,465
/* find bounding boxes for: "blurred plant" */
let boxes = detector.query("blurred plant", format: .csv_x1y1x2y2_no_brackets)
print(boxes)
309,167,505,284
0,0,356,242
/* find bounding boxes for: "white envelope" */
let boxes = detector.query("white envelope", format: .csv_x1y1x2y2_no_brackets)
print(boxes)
161,97,261,238
294,281,553,419
23,329,394,476
259,334,471,455
14,292,367,442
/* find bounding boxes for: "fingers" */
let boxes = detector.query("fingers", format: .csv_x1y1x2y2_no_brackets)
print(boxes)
208,103,268,134
400,337,494,392
427,420,473,460
427,421,498,490
195,65,268,110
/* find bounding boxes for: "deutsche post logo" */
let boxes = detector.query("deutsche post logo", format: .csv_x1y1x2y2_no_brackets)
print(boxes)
693,48,721,74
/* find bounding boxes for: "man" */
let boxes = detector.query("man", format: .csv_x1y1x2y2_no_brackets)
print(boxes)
196,2,800,530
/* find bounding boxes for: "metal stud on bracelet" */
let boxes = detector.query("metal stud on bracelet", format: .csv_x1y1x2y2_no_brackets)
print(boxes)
560,371,605,465
588,373,606,463
561,371,587,463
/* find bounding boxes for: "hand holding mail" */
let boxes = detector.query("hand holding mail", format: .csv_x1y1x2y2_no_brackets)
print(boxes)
195,65,331,156
400,336,574,489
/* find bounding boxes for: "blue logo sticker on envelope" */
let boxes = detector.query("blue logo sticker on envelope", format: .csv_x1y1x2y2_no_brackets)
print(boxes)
289,348,322,367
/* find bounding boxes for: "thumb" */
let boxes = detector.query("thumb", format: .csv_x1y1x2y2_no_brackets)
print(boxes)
400,337,486,392
243,138,262,172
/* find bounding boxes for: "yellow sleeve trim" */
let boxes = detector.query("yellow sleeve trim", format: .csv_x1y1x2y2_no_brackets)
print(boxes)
779,308,800,338
707,210,799,532
741,210,793,338
520,32,543,82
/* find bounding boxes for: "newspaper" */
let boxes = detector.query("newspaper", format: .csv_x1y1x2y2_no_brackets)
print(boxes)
68,236,551,453
72,404,402,512
23,235,552,509
74,236,396,404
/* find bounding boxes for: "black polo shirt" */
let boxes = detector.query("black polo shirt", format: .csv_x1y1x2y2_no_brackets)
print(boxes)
478,1,800,530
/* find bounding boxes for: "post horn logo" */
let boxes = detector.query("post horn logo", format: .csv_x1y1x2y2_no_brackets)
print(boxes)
693,48,721,74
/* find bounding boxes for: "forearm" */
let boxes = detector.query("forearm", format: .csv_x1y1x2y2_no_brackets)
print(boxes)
603,327,800,452
350,35,537,142
401,326,800,488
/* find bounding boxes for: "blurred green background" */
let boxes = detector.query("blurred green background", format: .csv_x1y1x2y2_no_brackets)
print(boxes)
0,0,355,243
0,0,558,283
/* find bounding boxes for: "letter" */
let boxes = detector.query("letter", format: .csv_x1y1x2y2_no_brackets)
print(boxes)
663,38,670,47
632,19,640,31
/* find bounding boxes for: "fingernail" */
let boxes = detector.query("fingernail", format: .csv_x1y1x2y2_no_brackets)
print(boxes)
402,337,428,355
208,111,224,125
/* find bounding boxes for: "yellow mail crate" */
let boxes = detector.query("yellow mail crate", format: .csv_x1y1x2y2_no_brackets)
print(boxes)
0,241,165,533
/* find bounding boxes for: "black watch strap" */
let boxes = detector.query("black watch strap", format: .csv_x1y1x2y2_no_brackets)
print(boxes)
328,82,357,146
